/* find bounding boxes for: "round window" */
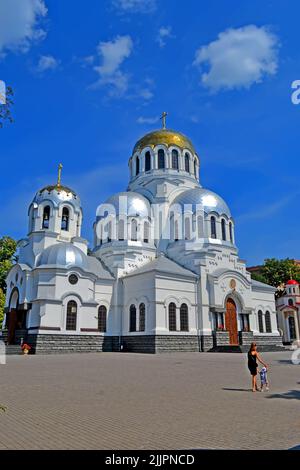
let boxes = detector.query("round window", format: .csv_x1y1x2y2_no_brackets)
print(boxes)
68,274,78,285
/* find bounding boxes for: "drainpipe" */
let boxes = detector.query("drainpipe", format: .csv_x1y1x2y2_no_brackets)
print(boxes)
196,275,202,352
119,277,124,351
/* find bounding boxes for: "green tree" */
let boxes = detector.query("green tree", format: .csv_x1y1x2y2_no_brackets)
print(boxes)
0,236,17,328
0,85,14,128
0,288,5,328
251,258,300,298
0,236,17,292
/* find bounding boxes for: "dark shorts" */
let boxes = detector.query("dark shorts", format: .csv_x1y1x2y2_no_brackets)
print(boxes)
248,366,257,376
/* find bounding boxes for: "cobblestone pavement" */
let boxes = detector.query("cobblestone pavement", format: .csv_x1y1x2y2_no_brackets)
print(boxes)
0,351,299,450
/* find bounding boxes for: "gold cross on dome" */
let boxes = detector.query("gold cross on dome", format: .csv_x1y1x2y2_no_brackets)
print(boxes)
57,163,63,187
160,111,168,129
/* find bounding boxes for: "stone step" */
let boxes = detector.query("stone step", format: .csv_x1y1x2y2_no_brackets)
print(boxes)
5,345,23,355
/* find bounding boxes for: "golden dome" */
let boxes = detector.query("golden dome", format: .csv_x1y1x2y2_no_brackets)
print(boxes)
133,129,196,155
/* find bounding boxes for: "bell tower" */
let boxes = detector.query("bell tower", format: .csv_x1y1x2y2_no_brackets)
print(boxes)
19,165,86,267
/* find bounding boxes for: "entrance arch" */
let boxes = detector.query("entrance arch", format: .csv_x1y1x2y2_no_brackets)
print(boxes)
225,298,238,345
7,288,19,345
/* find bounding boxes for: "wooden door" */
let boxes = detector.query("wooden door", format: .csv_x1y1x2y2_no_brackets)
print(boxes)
225,298,238,345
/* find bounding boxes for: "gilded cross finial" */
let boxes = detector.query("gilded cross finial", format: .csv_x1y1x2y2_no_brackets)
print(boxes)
57,163,63,187
160,111,168,130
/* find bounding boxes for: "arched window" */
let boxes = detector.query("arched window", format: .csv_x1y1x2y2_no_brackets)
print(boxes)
258,310,264,333
61,207,70,231
9,288,19,310
135,156,140,176
139,303,145,332
184,218,191,240
229,222,233,243
42,206,50,229
180,303,189,331
129,304,136,332
66,300,77,331
98,305,107,332
131,219,138,241
145,151,151,172
168,302,177,331
158,149,165,169
265,311,272,333
184,153,190,172
288,298,294,306
118,219,125,241
107,221,112,242
194,159,197,177
210,216,216,239
143,221,149,243
221,219,226,241
172,149,179,170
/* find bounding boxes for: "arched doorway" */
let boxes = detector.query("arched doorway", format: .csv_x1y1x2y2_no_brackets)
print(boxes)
225,298,238,345
7,288,19,345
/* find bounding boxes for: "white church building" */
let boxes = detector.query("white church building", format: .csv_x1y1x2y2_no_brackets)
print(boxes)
3,119,283,353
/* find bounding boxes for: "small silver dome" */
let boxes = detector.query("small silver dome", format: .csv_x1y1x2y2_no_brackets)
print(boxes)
36,243,88,269
173,188,231,217
99,191,151,218
33,185,81,213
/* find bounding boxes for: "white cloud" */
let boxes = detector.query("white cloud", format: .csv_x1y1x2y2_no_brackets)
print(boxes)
81,55,95,66
112,0,156,13
193,25,279,92
36,54,59,72
237,192,300,222
138,88,154,100
92,35,133,96
157,26,174,48
0,0,47,56
137,116,159,124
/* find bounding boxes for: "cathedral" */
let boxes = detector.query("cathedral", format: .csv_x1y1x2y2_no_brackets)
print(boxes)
3,117,283,353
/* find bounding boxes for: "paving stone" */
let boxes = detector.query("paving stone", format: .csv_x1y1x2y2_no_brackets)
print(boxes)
0,351,299,449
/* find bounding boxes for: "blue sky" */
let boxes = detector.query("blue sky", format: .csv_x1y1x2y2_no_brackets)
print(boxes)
0,0,299,265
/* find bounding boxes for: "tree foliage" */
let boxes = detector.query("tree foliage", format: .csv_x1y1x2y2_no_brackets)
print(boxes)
0,236,17,328
251,258,300,298
0,86,14,128
0,288,5,328
0,236,17,292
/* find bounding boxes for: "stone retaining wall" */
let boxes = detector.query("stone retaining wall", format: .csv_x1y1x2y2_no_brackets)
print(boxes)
3,331,283,354
200,335,214,352
213,331,230,347
27,334,114,354
155,335,200,353
252,334,284,351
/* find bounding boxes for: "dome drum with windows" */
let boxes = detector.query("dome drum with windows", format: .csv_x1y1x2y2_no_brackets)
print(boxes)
28,163,82,238
129,113,200,182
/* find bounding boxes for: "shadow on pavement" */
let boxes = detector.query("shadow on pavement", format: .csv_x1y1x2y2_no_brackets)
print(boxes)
222,388,251,392
266,390,300,400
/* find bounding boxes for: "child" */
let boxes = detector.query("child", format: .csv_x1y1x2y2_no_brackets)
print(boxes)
259,366,269,392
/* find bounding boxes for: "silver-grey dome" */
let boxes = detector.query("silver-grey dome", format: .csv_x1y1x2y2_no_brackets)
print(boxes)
98,191,150,219
173,188,231,217
33,185,81,213
36,243,88,269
